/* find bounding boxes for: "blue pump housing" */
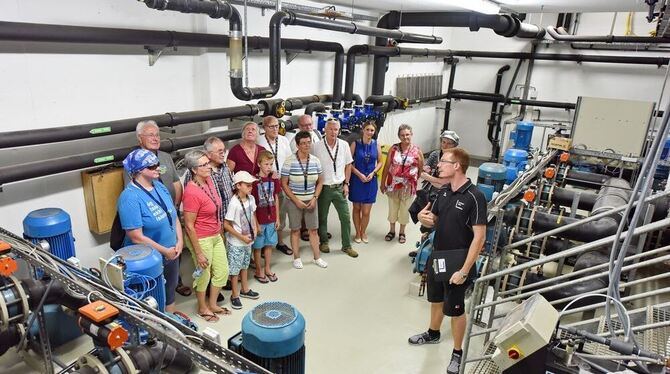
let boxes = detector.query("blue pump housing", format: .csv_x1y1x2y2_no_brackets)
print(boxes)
315,112,328,134
242,301,306,359
510,121,534,151
117,245,165,312
478,163,507,202
503,149,529,184
23,208,76,261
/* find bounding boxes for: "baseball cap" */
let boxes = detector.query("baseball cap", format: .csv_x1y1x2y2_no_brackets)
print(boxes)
233,171,258,185
440,130,460,145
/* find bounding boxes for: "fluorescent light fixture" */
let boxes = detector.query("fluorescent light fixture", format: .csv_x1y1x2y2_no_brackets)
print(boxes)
445,0,501,14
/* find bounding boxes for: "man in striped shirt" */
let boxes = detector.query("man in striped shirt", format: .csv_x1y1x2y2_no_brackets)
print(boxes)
281,131,327,269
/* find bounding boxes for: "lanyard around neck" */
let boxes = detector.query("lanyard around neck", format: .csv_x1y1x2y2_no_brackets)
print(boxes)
237,195,255,240
133,180,173,228
325,139,339,174
296,152,310,190
265,135,280,171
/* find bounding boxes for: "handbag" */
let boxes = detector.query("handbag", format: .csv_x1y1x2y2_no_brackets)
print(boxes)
109,212,125,251
430,248,468,282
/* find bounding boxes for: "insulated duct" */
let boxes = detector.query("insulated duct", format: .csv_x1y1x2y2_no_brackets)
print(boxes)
372,11,545,95
547,25,670,44
0,117,297,186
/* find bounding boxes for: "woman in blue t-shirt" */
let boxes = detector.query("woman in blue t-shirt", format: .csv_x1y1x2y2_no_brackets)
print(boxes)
117,149,184,313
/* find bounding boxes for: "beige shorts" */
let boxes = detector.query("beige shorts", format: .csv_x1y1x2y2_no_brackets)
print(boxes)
286,198,319,230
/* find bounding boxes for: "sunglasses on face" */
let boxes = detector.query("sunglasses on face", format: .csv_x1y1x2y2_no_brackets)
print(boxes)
146,163,161,171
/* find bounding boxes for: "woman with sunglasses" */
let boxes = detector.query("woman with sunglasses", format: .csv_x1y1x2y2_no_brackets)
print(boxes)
183,150,230,323
118,149,184,313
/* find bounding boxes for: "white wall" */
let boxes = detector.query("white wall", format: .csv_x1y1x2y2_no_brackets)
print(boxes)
0,0,449,268
446,12,669,158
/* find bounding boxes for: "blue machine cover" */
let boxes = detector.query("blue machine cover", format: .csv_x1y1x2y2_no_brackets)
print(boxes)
242,301,306,358
23,208,72,238
117,245,163,279
478,163,507,181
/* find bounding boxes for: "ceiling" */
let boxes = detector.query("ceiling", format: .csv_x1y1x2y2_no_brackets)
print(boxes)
308,0,650,14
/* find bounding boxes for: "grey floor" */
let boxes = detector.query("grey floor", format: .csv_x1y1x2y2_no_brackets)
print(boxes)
1,170,487,374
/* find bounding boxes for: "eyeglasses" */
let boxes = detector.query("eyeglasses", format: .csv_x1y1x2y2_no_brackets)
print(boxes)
146,163,161,170
439,160,458,165
197,162,210,168
265,125,279,129
140,133,160,139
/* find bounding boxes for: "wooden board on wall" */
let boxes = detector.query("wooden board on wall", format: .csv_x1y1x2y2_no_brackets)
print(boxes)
81,167,124,235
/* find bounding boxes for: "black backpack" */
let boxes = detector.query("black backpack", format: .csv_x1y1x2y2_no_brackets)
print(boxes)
109,212,125,251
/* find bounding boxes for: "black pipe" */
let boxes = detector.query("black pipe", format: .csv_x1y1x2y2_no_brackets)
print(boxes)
371,12,544,95
304,103,326,115
0,105,259,149
547,25,670,43
0,325,22,356
504,207,619,242
565,169,610,188
550,187,599,211
449,90,577,110
492,59,525,160
21,278,87,311
128,340,194,374
449,50,670,66
366,95,400,112
443,59,458,131
487,65,511,158
591,178,631,218
0,118,297,186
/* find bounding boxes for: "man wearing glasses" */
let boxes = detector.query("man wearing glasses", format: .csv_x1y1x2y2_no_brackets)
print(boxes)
257,116,293,256
411,147,487,374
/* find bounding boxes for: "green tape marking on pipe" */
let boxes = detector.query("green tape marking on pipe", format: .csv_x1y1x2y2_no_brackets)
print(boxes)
94,156,114,164
510,99,521,104
90,127,111,135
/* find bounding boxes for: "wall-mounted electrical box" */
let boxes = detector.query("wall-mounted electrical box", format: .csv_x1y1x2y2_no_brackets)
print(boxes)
81,167,124,234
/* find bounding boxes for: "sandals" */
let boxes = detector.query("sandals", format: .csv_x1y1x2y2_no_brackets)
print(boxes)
254,274,269,284
385,232,396,241
211,307,231,315
175,284,192,297
266,273,278,282
276,243,293,256
198,312,219,322
399,233,407,244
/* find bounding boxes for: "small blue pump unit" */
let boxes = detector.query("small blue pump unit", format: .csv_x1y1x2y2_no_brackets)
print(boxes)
117,245,166,312
23,208,76,261
316,112,328,133
509,121,534,151
478,163,508,202
228,301,306,374
503,149,529,184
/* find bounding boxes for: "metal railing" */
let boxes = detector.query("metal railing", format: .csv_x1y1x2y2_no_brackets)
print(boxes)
460,211,670,373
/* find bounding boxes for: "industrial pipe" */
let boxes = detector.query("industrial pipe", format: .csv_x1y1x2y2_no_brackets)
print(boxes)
128,341,195,374
565,169,610,188
371,12,545,95
448,50,670,66
304,103,326,115
549,187,598,211
547,25,670,44
366,95,400,112
0,118,297,186
448,90,577,110
486,65,511,158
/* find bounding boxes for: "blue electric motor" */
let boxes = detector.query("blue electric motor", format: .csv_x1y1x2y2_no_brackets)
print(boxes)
342,108,354,131
477,163,508,202
503,149,529,184
509,121,535,151
23,208,76,261
229,301,306,374
117,245,165,312
315,112,328,134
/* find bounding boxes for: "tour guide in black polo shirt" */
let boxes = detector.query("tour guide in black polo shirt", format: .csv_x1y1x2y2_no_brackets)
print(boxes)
414,147,487,374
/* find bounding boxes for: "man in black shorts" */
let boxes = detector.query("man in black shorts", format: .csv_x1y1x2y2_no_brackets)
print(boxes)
410,147,487,374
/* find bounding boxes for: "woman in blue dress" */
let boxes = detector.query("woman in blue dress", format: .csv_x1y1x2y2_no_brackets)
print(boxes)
349,121,383,243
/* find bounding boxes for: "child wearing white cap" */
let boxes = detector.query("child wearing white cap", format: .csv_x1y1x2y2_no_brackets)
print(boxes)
223,171,261,310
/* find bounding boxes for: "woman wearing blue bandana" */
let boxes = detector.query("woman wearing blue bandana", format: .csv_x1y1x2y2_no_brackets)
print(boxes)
117,149,184,313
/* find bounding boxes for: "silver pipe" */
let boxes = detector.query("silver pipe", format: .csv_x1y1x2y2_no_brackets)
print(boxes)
503,191,670,251
477,217,670,283
464,354,493,364
227,0,378,21
497,244,670,297
469,326,499,337
562,286,670,316
486,253,670,308
597,320,670,337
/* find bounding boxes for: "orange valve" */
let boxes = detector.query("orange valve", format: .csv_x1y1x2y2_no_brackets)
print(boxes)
544,167,556,179
0,241,10,253
0,256,17,276
523,190,536,202
79,301,119,323
559,152,570,163
106,323,129,350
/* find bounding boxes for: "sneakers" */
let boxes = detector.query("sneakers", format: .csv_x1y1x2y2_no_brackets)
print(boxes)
319,242,330,253
231,297,242,310
446,351,462,374
240,289,260,300
408,331,441,345
293,258,304,269
314,258,328,268
342,247,359,258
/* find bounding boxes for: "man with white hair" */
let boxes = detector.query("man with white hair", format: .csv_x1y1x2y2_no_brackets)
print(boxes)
124,120,183,205
289,114,322,153
257,116,293,255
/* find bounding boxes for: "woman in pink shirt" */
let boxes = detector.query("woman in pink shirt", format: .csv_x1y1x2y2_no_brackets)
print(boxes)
183,150,229,322
227,122,265,175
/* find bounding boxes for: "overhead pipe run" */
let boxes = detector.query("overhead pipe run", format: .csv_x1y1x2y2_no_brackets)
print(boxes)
0,118,297,186
546,25,670,44
372,11,545,95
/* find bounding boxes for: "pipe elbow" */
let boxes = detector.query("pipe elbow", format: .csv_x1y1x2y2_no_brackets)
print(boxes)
224,3,242,32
